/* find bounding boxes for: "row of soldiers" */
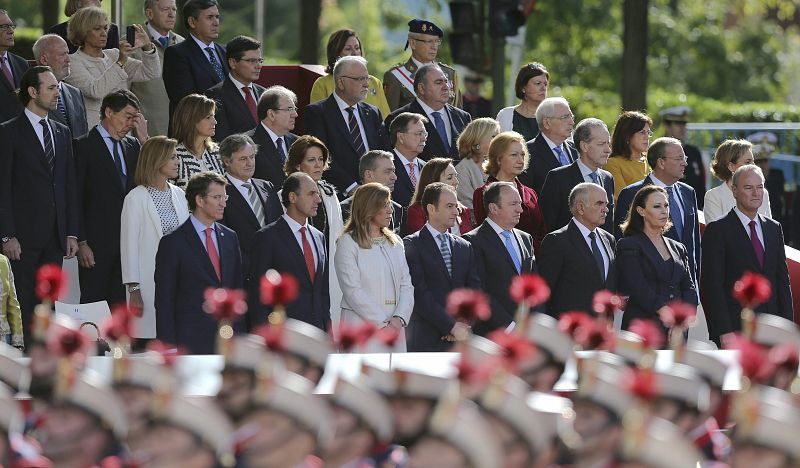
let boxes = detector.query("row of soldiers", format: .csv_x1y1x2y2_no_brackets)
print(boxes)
0,266,799,467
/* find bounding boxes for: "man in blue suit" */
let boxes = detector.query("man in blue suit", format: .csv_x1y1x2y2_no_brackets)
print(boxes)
248,172,330,332
404,183,481,351
154,171,243,354
615,137,701,284
162,0,226,119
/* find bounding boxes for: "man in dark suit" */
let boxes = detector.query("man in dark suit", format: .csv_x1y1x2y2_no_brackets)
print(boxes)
219,134,282,275
702,165,793,346
540,118,615,234
387,112,427,208
463,182,537,336
162,0,226,119
155,172,243,354
538,183,617,317
615,137,701,285
205,35,266,141
385,64,471,161
305,55,389,196
75,90,142,305
246,85,299,188
33,34,88,138
0,66,79,347
341,150,405,234
0,10,29,123
248,173,330,331
522,97,578,193
404,183,481,351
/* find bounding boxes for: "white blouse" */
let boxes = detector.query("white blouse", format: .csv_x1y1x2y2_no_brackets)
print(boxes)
703,182,772,223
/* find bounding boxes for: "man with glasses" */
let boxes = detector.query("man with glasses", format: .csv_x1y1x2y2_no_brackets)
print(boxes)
247,85,299,188
522,96,579,193
0,10,29,122
205,35,266,141
154,171,244,354
388,112,428,207
383,18,462,111
661,106,706,207
305,55,389,196
615,137,701,285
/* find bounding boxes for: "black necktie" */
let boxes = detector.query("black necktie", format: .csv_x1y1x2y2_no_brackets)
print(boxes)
111,139,126,188
589,231,606,281
346,107,366,157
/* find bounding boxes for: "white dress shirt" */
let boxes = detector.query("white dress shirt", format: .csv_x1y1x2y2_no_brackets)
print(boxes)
733,206,764,247
24,108,51,151
282,214,319,265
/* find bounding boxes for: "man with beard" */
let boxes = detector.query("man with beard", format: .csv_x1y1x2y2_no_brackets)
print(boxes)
32,34,88,137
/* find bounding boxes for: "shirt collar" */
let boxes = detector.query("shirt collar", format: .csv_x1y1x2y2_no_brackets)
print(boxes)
146,23,168,42
226,173,250,189
260,122,282,143
416,96,443,115
425,223,447,239
333,90,355,112
96,123,115,141
228,74,251,91
734,206,760,226
190,214,214,232
190,34,216,50
394,149,417,166
24,108,48,127
410,56,432,69
649,173,668,188
282,213,309,232
576,157,595,178
572,217,596,238
485,217,507,235
541,132,563,152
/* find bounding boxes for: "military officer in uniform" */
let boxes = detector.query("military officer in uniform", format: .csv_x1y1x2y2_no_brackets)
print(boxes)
383,19,462,112
661,106,706,208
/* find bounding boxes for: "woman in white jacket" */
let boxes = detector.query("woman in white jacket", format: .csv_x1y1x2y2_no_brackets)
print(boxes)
335,183,413,352
120,136,190,343
704,139,771,222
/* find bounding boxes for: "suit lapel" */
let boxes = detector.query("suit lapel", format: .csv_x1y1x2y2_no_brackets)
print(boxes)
181,220,218,282
393,153,414,195
20,116,52,175
421,228,452,282
479,223,517,272
223,78,252,121
567,221,604,282
727,211,762,271
278,218,314,283
326,96,357,152
357,102,377,149
92,129,126,193
513,229,532,272
189,39,223,83
759,215,775,273
227,180,260,229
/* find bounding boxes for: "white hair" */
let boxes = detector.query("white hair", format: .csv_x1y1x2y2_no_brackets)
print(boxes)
535,96,570,123
333,55,368,79
731,164,765,187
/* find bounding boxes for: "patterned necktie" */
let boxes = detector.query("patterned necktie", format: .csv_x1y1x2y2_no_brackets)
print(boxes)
158,36,169,48
407,162,417,187
553,146,569,166
589,172,600,184
111,138,126,188
56,90,69,123
300,226,316,283
40,119,55,172
242,182,266,227
0,56,13,88
242,86,258,123
666,186,683,241
345,107,366,157
205,227,221,280
205,46,224,81
501,230,522,273
589,231,606,281
275,137,287,163
438,233,452,275
432,111,450,152
749,220,765,269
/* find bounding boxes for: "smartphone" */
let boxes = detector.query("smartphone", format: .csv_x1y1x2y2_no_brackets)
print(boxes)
126,25,136,46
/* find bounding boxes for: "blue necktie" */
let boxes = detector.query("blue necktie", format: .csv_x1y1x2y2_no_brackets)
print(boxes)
553,146,569,166
501,230,522,273
589,172,600,184
666,186,683,241
205,46,224,81
438,233,452,276
111,139,126,188
56,91,69,123
432,111,450,152
158,36,169,48
276,137,287,163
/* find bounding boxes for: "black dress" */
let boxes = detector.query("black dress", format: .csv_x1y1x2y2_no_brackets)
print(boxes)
512,111,540,141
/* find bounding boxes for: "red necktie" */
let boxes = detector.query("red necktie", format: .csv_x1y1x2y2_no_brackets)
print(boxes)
300,226,316,283
749,220,765,269
242,86,258,123
0,56,14,88
205,227,221,280
407,162,417,187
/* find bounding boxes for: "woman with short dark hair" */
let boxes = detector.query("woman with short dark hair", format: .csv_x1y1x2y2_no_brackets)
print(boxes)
604,111,653,201
495,62,549,141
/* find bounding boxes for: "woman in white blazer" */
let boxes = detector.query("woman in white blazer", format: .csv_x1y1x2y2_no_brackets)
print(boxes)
704,139,771,222
335,183,413,352
283,136,345,326
121,137,190,342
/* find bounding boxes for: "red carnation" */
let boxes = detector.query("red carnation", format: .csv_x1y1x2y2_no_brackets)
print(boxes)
255,324,285,353
592,290,626,319
489,329,536,372
336,322,376,352
454,352,494,385
259,270,299,306
447,288,491,324
727,335,770,383
48,325,90,363
558,311,592,339
203,288,247,322
733,272,772,309
102,303,136,342
574,320,615,351
375,326,401,348
624,367,659,401
35,264,67,302
768,343,800,372
629,319,665,349
145,340,183,367
509,274,550,308
658,301,697,329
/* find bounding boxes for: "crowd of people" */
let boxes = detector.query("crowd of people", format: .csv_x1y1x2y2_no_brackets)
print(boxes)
0,0,799,465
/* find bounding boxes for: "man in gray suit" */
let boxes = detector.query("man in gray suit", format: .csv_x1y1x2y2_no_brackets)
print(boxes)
131,0,184,136
32,34,88,138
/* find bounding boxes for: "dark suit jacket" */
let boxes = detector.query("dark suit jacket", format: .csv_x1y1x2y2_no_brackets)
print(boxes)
701,210,793,340
0,52,29,123
49,82,89,138
246,124,297,188
538,220,617,317
404,228,481,351
49,21,119,54
341,197,405,235
463,222,537,336
616,234,697,329
522,134,579,194
247,217,330,332
385,99,472,161
0,115,77,251
205,78,266,141
539,161,615,234
391,150,424,208
615,175,701,284
221,176,282,274
304,95,389,193
163,38,227,117
74,127,139,256
154,219,243,354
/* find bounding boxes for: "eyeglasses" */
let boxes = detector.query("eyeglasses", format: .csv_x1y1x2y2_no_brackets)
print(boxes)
272,107,298,113
0,23,17,31
662,156,688,163
204,194,229,201
239,58,264,65
413,37,442,45
402,131,428,138
341,75,370,83
638,129,654,137
549,113,574,121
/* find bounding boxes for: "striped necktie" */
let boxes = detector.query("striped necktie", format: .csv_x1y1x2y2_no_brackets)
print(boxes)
345,107,366,157
438,233,452,275
40,119,55,172
242,182,266,227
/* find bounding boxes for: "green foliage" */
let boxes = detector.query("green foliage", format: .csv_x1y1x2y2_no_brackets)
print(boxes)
8,27,41,59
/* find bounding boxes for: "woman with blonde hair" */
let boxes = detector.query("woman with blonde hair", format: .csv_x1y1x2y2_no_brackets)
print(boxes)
334,183,413,352
170,94,225,190
121,136,190,344
406,158,475,235
473,131,547,252
704,139,772,222
50,0,120,54
64,6,159,128
454,117,500,206
604,111,653,200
